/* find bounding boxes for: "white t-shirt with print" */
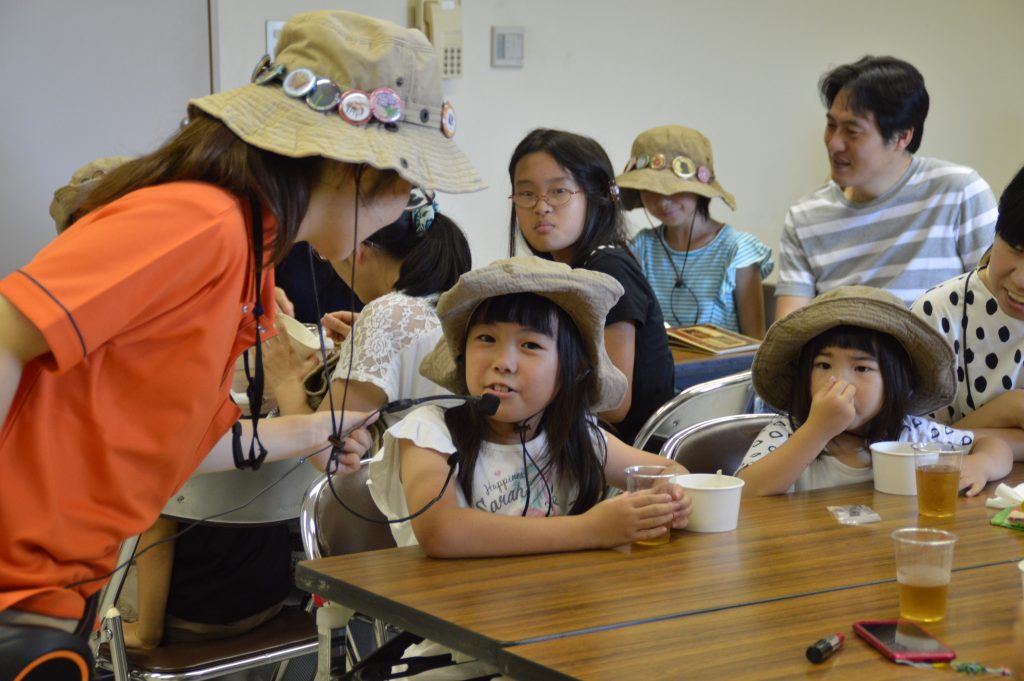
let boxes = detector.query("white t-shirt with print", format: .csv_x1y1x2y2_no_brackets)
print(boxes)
367,405,582,547
736,414,975,492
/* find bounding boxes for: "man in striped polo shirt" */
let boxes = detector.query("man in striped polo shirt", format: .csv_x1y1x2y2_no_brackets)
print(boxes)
775,56,997,319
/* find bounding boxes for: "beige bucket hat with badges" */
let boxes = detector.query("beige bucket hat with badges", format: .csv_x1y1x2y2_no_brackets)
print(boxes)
50,156,133,233
190,11,485,194
752,286,955,415
420,256,628,413
616,125,736,211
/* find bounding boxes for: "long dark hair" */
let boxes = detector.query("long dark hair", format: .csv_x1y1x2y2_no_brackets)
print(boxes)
788,325,913,442
443,293,607,514
78,111,402,265
364,210,471,297
507,128,629,268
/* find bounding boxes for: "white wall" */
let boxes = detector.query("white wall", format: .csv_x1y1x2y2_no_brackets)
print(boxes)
5,1,1024,279
0,1,210,276
211,0,1024,276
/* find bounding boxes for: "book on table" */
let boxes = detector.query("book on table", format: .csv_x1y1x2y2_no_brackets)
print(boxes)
666,324,761,355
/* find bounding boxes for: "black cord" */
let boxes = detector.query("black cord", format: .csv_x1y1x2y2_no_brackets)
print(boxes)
655,217,700,326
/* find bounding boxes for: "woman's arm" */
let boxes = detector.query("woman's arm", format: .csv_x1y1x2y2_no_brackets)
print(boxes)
0,295,49,429
959,434,1013,496
600,320,636,424
953,391,1024,461
737,377,854,496
400,438,681,557
320,377,387,414
121,518,177,649
734,265,766,339
198,410,376,474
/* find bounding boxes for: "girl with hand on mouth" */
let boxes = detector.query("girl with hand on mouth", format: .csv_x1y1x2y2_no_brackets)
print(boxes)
506,129,674,447
912,164,1024,462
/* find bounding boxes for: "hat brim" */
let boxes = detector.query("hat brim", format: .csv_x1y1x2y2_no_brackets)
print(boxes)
616,168,736,212
191,85,485,194
752,289,955,415
420,257,628,413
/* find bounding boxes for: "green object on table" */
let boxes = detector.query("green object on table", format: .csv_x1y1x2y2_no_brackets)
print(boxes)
989,505,1024,532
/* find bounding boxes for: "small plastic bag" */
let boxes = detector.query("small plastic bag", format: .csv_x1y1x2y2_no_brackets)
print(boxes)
827,504,881,525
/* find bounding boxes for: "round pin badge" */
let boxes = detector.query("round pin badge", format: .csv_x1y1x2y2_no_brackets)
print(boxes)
650,153,667,170
255,63,285,86
369,87,404,123
306,79,342,111
672,156,696,180
636,154,651,169
250,54,271,84
440,101,457,138
338,90,372,125
696,165,712,183
283,68,317,98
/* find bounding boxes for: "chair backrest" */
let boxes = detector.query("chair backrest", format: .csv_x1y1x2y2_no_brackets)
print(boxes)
300,464,397,560
633,370,755,452
92,461,323,680
661,413,775,475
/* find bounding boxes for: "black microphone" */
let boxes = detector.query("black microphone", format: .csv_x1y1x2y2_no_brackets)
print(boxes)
381,393,500,416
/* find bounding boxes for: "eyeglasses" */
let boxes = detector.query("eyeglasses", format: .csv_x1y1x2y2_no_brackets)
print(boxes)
509,188,583,209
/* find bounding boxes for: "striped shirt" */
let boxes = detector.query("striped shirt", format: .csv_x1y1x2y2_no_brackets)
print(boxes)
776,156,996,307
630,224,773,331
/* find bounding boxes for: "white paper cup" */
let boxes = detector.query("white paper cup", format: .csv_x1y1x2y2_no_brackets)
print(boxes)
870,442,918,495
278,313,322,357
673,473,744,533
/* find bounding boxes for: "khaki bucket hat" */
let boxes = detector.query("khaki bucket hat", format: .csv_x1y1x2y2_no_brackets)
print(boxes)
50,156,133,233
752,286,955,415
420,256,628,412
190,11,485,194
616,125,735,211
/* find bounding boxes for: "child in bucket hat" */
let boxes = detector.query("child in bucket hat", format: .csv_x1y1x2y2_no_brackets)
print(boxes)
0,10,480,632
368,256,692,552
617,125,773,337
735,286,1011,496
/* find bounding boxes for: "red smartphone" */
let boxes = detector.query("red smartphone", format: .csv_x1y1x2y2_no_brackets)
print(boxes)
853,620,956,663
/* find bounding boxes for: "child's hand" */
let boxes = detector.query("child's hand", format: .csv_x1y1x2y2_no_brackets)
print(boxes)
321,310,360,343
958,455,988,497
583,487,689,548
807,376,857,437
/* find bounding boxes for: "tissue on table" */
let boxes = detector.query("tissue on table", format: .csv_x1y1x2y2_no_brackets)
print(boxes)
985,482,1024,509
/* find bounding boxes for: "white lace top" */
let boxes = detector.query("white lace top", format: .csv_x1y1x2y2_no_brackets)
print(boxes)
331,291,447,424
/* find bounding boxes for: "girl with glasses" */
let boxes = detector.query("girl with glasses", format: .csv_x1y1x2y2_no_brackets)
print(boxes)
508,129,675,447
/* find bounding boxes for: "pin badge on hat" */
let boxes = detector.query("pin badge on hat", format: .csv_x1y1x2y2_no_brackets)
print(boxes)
697,165,712,183
672,156,696,180
369,87,403,123
255,63,286,86
307,79,342,111
636,154,651,169
650,153,666,170
440,101,457,138
283,69,317,98
338,90,372,125
250,54,272,83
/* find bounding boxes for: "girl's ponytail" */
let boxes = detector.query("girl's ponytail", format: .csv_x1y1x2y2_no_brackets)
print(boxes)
364,203,472,298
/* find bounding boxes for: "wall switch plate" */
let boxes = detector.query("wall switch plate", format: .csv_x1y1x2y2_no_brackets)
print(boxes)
491,26,524,68
266,20,285,59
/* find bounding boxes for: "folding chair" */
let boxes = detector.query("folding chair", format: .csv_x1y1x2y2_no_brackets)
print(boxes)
633,370,756,453
661,413,775,475
91,458,327,681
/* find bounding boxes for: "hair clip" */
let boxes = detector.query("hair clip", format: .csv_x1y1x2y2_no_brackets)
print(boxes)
412,199,439,236
609,181,621,202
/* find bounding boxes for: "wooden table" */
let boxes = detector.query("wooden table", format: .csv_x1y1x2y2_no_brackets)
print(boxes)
501,562,1022,680
671,347,755,391
295,468,1024,679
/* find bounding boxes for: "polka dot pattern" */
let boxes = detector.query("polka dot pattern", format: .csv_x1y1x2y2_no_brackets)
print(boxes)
910,271,1024,423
